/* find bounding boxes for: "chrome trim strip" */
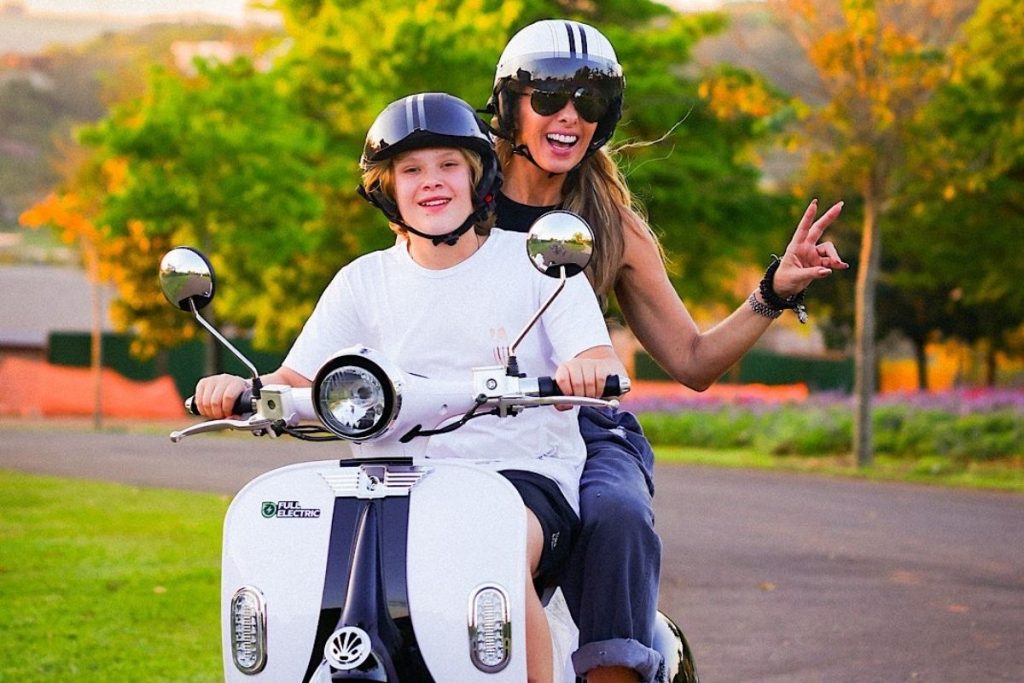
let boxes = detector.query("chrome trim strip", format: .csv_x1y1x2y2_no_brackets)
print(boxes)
320,464,429,499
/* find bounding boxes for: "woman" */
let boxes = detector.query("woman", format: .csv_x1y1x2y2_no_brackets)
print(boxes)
484,19,848,683
195,91,627,682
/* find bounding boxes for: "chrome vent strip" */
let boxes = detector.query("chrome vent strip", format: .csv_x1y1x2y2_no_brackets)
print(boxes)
320,465,429,498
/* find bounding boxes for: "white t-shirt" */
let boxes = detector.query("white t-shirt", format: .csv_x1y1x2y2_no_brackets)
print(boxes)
283,229,611,511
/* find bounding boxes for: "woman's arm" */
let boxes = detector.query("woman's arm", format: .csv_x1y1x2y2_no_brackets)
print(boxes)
614,200,846,391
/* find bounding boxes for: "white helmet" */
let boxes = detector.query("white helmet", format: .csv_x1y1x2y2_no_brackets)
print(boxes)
486,19,625,154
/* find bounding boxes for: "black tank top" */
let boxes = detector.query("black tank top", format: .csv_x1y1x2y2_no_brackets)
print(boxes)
494,192,560,233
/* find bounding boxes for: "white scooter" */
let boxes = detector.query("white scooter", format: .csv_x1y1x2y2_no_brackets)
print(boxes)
160,212,698,682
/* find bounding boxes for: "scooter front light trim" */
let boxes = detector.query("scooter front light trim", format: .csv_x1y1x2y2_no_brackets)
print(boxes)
468,583,512,672
229,585,268,675
312,346,403,441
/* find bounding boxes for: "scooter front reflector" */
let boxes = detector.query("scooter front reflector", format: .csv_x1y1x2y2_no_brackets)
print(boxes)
230,586,267,674
468,584,512,672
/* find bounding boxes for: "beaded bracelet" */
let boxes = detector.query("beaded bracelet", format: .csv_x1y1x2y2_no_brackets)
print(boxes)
747,292,783,320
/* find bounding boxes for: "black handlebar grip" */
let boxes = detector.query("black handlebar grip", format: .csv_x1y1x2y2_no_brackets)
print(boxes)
603,374,623,397
184,389,253,417
536,375,625,398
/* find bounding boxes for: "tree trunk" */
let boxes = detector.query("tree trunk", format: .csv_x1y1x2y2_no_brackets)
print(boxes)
200,233,221,378
914,338,929,391
985,346,998,386
853,191,882,467
204,326,222,378
86,241,103,431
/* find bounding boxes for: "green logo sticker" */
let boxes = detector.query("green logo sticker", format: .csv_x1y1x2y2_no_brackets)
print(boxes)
261,500,321,519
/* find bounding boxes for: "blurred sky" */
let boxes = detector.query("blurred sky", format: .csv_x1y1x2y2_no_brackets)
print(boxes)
23,0,260,20
20,0,727,22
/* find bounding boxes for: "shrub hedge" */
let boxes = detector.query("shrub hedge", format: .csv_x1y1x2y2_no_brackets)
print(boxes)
635,392,1022,461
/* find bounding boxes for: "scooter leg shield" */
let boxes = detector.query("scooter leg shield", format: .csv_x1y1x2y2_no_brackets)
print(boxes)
221,460,339,681
406,462,530,681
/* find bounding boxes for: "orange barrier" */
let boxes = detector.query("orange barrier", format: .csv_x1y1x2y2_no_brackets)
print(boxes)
622,379,809,404
0,356,808,419
0,356,183,419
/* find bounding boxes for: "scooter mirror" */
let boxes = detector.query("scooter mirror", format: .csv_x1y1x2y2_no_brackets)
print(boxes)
159,247,215,312
158,246,262,396
505,212,595,371
526,210,594,278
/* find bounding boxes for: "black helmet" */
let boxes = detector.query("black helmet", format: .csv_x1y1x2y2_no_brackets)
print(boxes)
359,92,501,245
486,19,625,155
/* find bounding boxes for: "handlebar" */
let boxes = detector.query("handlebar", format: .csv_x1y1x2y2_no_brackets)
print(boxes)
172,371,629,443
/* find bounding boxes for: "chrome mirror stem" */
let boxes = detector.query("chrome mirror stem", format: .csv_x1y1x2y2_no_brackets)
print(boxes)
505,270,569,376
508,270,566,361
189,299,263,396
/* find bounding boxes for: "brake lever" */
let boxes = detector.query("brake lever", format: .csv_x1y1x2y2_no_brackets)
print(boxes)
169,416,276,443
494,395,619,415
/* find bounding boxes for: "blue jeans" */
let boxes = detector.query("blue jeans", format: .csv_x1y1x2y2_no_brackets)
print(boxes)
561,406,663,682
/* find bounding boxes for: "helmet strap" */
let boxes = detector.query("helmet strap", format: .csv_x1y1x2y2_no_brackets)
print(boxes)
512,143,561,178
398,210,480,247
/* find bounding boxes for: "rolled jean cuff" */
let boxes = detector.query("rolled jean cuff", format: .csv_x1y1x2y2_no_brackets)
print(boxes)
572,638,664,683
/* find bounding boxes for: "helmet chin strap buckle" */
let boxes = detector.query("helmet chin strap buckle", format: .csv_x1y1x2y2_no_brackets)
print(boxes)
436,232,463,247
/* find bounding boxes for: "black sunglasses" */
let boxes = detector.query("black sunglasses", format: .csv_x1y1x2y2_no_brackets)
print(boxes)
526,88,610,123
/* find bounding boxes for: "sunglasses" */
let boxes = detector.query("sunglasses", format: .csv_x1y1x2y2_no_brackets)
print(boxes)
526,88,610,123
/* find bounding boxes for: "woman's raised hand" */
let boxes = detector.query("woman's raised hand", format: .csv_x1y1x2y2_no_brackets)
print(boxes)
772,199,849,298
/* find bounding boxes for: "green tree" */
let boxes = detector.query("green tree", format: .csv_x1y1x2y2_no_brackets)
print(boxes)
75,58,325,370
895,0,1024,385
273,0,788,305
1,22,260,227
26,0,792,370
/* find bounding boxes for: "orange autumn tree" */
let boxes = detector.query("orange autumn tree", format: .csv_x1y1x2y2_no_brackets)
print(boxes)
768,0,971,466
22,150,203,360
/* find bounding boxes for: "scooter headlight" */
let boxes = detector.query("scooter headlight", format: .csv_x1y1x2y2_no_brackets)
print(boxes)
312,347,401,441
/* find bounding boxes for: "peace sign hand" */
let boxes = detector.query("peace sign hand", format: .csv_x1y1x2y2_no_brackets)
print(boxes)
772,199,849,299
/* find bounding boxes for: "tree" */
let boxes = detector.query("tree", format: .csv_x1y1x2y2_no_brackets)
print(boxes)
20,180,108,426
274,0,788,306
894,0,1024,385
26,0,793,370
1,21,259,227
770,0,970,465
27,58,326,373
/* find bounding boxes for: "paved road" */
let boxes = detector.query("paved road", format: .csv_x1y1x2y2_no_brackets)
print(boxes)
2,421,1022,682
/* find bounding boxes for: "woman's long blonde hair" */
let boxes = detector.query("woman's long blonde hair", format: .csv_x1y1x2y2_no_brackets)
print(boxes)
495,138,661,300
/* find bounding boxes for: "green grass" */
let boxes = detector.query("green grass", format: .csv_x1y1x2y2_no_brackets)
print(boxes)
0,470,227,682
653,445,1024,492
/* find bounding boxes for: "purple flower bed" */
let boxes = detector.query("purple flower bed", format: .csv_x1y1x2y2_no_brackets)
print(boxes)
627,387,1024,416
